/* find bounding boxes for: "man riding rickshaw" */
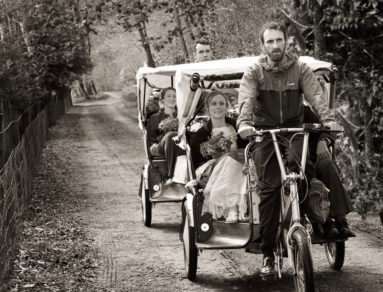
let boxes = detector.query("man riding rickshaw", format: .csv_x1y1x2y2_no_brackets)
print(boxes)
172,38,354,292
136,22,355,291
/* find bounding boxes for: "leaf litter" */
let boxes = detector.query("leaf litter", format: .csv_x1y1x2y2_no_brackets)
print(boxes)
7,124,104,291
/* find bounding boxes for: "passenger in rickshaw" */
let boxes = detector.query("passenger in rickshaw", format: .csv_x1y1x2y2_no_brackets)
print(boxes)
194,38,213,63
237,21,339,276
189,90,248,223
192,38,214,117
147,87,185,182
145,88,161,118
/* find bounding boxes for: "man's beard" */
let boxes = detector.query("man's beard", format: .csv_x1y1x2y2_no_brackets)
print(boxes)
266,47,285,62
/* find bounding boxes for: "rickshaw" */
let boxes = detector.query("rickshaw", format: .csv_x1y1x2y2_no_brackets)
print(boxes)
175,56,348,291
137,65,189,227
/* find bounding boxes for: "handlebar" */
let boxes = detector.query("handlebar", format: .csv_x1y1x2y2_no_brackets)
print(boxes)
247,123,343,138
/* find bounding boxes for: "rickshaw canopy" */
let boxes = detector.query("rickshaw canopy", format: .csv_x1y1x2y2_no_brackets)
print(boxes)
173,56,332,136
136,56,333,131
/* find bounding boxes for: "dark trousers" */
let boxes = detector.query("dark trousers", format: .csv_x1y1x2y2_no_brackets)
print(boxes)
254,135,314,257
315,159,353,218
158,131,185,178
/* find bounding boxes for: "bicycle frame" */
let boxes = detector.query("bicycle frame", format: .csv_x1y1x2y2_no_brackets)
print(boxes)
246,125,322,271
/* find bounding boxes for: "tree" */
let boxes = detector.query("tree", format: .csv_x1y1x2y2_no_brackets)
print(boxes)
283,0,383,217
100,0,156,67
0,0,93,109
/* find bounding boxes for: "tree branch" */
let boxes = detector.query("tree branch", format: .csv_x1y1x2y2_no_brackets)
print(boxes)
304,17,325,39
337,31,377,61
281,8,311,29
208,7,233,15
357,118,373,141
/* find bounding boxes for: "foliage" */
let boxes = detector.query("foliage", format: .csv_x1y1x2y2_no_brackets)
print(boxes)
28,2,92,89
154,0,282,63
324,0,383,217
90,18,145,91
336,135,382,219
0,0,93,109
101,0,157,67
284,0,383,217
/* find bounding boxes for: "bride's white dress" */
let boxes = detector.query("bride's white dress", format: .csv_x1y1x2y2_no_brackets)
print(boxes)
199,126,247,220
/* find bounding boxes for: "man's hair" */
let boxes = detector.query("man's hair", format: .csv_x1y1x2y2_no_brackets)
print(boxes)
193,38,211,51
259,21,287,44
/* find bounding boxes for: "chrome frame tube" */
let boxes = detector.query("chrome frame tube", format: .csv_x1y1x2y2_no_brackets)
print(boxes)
271,132,287,181
244,141,255,224
290,180,300,223
300,133,310,176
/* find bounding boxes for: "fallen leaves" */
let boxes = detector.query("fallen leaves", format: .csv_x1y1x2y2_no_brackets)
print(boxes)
7,126,102,291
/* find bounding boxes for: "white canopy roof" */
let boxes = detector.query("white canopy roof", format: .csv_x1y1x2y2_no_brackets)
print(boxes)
171,56,332,134
136,56,333,131
136,56,332,79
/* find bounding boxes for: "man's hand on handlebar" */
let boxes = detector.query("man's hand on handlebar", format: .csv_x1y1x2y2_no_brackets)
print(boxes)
316,140,332,160
238,125,256,139
324,121,343,131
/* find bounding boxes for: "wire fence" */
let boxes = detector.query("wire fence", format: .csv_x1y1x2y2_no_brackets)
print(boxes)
0,92,71,289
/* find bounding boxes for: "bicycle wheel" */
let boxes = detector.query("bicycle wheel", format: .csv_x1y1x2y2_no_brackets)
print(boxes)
182,202,198,280
140,174,152,227
292,229,315,292
324,241,345,270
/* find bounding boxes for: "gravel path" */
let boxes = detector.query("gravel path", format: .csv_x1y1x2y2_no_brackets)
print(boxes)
12,92,382,291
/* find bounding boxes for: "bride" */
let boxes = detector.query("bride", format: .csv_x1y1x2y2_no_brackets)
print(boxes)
189,90,248,223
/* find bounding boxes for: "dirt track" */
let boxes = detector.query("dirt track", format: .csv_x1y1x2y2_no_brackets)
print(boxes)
52,92,382,291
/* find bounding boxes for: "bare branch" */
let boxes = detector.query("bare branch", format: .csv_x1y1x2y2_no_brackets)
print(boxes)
357,118,373,141
337,31,377,61
304,17,325,39
208,7,233,15
281,8,311,29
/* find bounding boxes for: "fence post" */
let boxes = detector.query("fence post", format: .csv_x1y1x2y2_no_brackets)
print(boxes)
48,92,57,126
0,97,5,168
3,99,12,163
10,107,21,149
64,87,72,111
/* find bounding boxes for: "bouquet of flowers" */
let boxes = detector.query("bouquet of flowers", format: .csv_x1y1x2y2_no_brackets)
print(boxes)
200,132,233,159
158,116,179,133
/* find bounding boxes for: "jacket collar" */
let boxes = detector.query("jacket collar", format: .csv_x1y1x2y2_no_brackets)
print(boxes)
259,53,296,74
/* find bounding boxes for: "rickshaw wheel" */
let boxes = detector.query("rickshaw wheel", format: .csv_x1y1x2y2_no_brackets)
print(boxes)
292,229,315,292
140,174,152,227
324,241,345,270
182,202,198,280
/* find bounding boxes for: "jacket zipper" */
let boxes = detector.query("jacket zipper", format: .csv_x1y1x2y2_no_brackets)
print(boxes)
279,79,283,124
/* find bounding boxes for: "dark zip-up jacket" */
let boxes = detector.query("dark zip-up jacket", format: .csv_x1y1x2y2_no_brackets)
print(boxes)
147,109,177,147
237,54,334,129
